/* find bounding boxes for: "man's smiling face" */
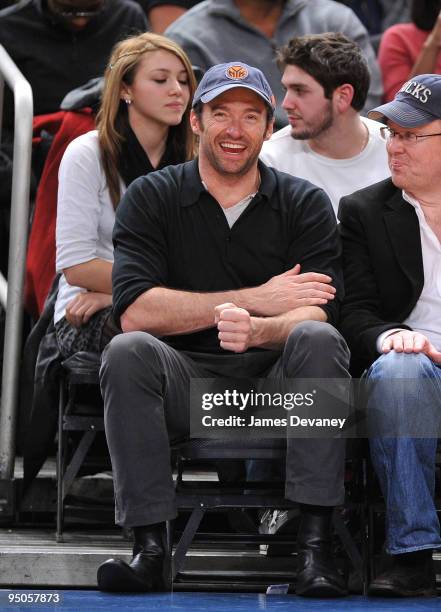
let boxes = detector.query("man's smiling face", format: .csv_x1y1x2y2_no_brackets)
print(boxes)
191,87,273,177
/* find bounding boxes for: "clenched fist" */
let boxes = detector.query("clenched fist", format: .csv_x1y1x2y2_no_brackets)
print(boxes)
215,302,252,353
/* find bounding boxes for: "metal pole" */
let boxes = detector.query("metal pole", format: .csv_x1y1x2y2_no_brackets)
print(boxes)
0,272,7,309
0,45,33,480
0,73,4,145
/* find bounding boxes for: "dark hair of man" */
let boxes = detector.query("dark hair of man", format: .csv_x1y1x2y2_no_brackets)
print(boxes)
192,98,274,125
411,0,441,31
277,32,370,112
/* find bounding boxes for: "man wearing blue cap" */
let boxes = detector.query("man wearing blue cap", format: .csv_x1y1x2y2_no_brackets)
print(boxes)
97,61,350,596
339,74,441,596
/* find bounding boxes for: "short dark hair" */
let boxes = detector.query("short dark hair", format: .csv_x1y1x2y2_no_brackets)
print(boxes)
192,101,203,121
411,0,441,31
277,32,370,112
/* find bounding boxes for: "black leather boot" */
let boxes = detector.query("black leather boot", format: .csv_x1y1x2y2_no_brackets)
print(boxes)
295,510,347,598
368,550,436,597
97,523,171,592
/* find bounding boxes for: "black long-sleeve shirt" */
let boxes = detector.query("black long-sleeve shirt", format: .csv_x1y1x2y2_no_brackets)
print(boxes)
112,159,343,353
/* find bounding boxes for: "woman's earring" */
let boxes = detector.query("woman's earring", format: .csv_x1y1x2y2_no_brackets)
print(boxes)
125,98,132,105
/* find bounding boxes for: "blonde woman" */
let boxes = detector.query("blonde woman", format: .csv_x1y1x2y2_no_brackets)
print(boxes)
54,32,196,357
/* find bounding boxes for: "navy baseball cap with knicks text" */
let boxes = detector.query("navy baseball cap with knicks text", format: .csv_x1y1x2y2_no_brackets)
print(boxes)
192,61,275,110
368,74,441,127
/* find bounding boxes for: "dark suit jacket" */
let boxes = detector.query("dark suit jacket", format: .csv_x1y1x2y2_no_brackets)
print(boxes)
338,178,423,375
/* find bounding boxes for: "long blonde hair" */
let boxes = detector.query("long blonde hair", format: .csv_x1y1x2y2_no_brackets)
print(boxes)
96,32,197,208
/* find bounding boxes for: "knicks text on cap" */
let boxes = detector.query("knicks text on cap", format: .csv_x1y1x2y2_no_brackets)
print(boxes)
399,79,431,104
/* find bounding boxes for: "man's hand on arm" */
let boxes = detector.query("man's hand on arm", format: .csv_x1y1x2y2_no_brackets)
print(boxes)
120,263,335,334
247,264,335,316
381,330,441,364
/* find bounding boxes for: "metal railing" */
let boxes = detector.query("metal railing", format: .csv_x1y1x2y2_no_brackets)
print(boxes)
0,45,33,481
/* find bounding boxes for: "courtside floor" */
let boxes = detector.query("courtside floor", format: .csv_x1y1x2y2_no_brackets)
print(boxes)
0,591,440,612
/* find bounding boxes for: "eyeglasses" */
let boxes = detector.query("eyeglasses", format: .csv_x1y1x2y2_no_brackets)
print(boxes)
380,126,441,145
51,1,104,18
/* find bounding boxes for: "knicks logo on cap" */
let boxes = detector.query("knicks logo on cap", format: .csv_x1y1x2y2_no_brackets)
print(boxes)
226,65,248,80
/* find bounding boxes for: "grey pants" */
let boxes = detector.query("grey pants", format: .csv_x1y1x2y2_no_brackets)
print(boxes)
100,320,350,527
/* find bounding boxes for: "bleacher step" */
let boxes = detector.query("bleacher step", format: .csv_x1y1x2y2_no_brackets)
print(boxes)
0,529,298,588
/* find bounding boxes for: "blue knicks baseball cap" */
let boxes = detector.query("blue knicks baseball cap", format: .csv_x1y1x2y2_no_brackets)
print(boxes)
368,74,441,127
192,61,275,110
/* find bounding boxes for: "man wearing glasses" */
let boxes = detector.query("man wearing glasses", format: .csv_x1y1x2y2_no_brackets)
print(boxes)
339,73,441,597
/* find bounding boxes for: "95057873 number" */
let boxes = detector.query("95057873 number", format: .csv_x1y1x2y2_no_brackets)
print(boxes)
2,592,62,605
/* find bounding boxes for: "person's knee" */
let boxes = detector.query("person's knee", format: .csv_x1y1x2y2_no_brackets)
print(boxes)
367,352,437,433
368,351,433,381
281,321,349,378
100,331,163,380
285,321,348,360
